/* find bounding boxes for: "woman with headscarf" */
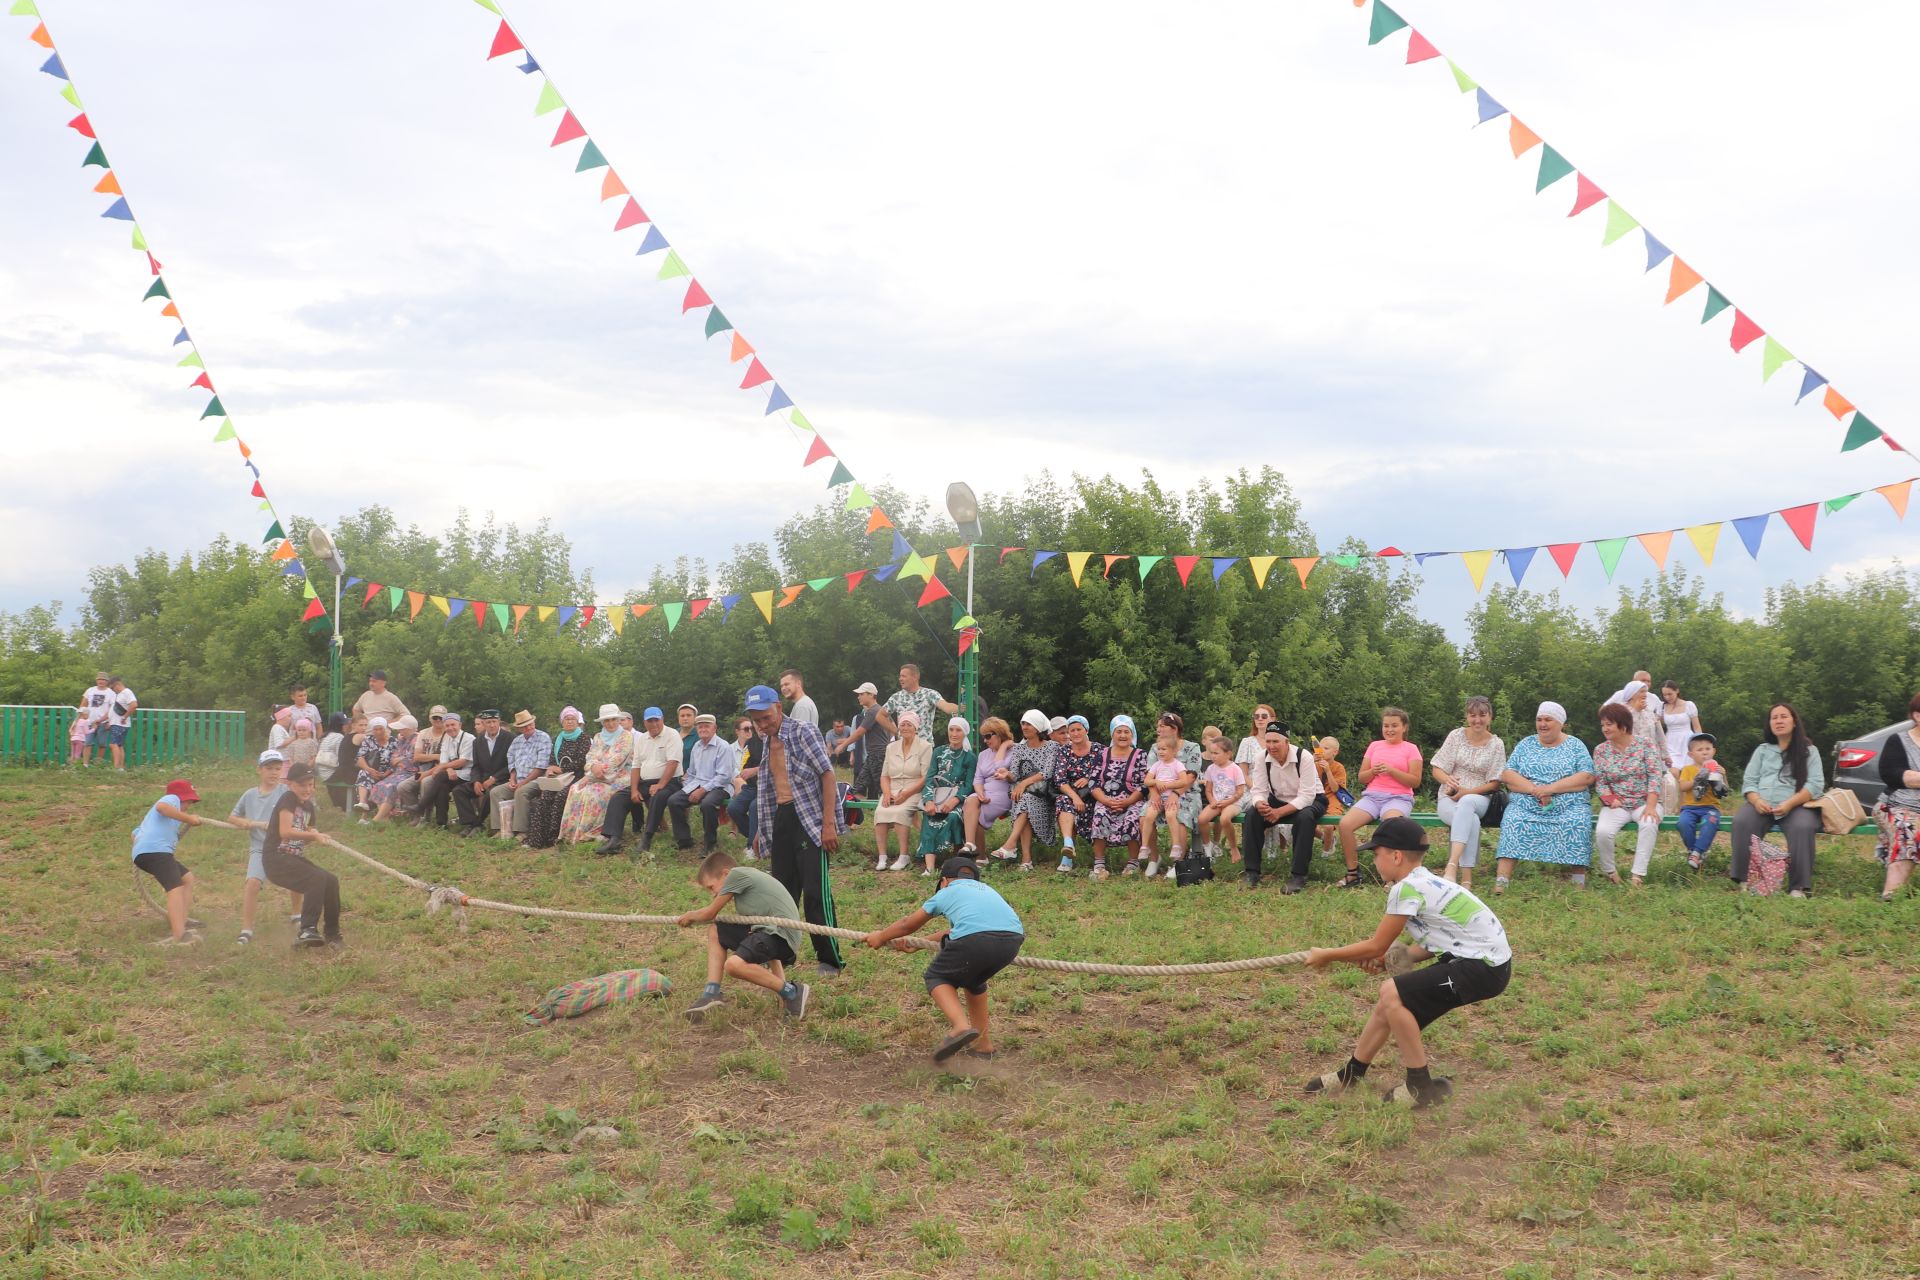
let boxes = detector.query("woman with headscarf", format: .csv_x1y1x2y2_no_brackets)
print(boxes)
1493,701,1596,892
916,718,977,873
559,706,634,845
525,707,589,850
368,715,420,821
963,716,1015,850
353,716,398,816
1088,714,1148,881
988,709,1059,869
1729,702,1825,897
875,709,933,871
1050,715,1099,874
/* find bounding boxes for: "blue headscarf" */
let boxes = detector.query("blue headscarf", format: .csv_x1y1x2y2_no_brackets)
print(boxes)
1109,714,1136,739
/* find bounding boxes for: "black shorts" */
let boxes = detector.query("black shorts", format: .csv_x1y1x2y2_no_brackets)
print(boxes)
923,930,1024,994
1393,954,1511,1029
134,852,189,892
716,922,797,968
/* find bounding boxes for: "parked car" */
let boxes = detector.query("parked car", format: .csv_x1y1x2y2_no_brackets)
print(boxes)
1832,722,1909,809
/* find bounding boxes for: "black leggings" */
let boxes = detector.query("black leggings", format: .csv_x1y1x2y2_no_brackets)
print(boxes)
263,848,342,939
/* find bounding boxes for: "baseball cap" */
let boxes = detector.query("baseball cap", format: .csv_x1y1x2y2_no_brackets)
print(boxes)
939,856,980,880
852,681,879,696
164,779,201,804
744,685,781,712
286,762,317,783
643,706,664,722
1263,722,1290,738
428,704,448,719
1689,732,1717,747
1048,715,1068,732
258,749,287,765
369,669,389,682
1359,816,1429,854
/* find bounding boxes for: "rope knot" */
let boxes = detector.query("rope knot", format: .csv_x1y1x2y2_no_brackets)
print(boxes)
426,885,471,931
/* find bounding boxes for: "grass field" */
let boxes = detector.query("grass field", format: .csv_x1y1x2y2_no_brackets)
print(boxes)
3,762,1916,1279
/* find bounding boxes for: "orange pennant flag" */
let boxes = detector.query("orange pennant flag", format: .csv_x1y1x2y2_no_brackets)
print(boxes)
1508,118,1541,158
270,540,296,561
1876,480,1912,520
779,584,805,608
30,22,51,47
94,173,122,195
236,440,252,459
946,546,970,571
1664,259,1703,304
511,604,530,633
1290,556,1319,588
407,590,425,620
1636,530,1674,571
729,332,754,363
1822,386,1854,421
1102,554,1128,578
160,302,179,318
600,170,627,201
865,506,893,533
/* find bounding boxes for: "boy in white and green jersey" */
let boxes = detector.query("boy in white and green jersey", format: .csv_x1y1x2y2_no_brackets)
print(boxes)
1303,816,1512,1108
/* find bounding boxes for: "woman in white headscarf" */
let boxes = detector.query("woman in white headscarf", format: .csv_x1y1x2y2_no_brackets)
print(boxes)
915,717,977,874
1492,701,1596,893
988,709,1058,868
875,710,933,871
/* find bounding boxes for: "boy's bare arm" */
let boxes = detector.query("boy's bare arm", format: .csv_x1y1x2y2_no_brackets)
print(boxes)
676,892,734,928
864,907,934,950
1308,915,1405,970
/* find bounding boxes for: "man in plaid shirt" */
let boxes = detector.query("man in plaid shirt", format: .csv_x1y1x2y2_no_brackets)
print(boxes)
746,684,846,975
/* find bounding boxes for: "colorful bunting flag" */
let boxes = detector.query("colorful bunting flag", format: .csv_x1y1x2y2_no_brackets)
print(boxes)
1137,554,1164,582
1462,550,1494,592
1066,552,1092,586
1290,557,1318,587
1404,30,1439,64
1731,514,1769,560
1508,117,1541,158
1683,523,1720,566
1841,413,1882,452
1642,231,1671,272
1728,310,1764,352
1535,146,1573,192
486,20,522,60
1503,547,1535,586
1547,543,1581,577
1777,503,1817,551
1876,481,1912,520
1474,88,1505,125
1367,1,1407,46
1568,174,1606,217
1600,201,1638,246
917,576,951,607
1760,337,1794,381
1210,557,1238,583
1701,287,1731,324
1636,531,1673,571
1247,555,1276,587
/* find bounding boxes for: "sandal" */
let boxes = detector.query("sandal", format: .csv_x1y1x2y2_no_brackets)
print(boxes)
933,1028,981,1062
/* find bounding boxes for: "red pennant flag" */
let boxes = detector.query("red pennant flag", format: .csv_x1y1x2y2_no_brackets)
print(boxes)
189,372,213,391
1568,173,1606,216
471,601,489,629
1405,30,1440,63
363,582,382,607
688,599,711,620
250,481,265,498
739,358,772,389
865,507,893,533
917,576,952,607
845,570,869,593
682,281,713,312
146,252,163,276
600,171,628,201
958,630,976,658
550,111,585,146
999,546,1024,564
301,598,326,622
68,113,94,139
578,605,596,627
614,198,649,230
486,21,523,60
1375,546,1404,557
1778,503,1817,551
1728,311,1764,353
803,434,833,466
1547,542,1581,576
1173,555,1200,587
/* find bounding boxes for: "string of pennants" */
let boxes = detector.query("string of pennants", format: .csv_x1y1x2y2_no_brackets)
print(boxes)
469,0,903,548
8,2,335,631
334,472,1914,640
1358,0,1909,465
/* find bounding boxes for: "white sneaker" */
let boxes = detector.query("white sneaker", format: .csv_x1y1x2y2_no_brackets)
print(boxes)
920,868,935,877
888,854,910,871
1165,865,1178,880
1144,859,1160,879
875,854,888,871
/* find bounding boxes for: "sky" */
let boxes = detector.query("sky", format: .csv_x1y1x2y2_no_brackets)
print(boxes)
2,0,1915,640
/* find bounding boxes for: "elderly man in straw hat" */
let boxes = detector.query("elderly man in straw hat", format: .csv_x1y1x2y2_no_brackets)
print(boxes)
491,710,553,842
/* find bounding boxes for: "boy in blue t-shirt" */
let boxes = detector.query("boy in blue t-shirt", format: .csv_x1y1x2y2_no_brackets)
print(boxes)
864,857,1025,1062
132,779,208,946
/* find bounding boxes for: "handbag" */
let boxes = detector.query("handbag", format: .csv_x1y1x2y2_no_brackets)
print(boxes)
1173,849,1215,886
1744,835,1790,896
1482,789,1508,829
1810,789,1866,835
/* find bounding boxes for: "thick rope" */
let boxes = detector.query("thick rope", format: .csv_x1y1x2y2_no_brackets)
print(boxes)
167,817,1314,977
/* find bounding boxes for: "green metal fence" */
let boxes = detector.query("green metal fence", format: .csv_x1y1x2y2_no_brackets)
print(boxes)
0,706,249,767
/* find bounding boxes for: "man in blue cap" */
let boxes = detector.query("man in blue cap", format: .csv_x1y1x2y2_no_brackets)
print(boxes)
745,683,845,976
597,706,680,856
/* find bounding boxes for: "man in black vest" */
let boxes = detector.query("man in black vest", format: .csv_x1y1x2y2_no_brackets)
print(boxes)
454,710,512,837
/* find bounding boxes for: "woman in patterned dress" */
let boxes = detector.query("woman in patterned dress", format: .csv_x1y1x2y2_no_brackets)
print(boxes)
353,717,399,814
1149,711,1204,866
916,718,977,872
1088,715,1148,881
1050,715,1100,873
1875,693,1920,901
1590,702,1669,886
526,707,590,850
559,708,634,845
1431,696,1507,888
989,709,1058,867
368,717,421,821
1493,702,1596,892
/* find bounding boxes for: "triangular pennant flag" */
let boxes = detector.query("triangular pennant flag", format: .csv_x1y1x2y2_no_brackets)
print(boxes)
826,459,854,488
728,331,754,362
1637,531,1674,571
778,584,804,609
900,552,934,582
890,530,912,561
143,277,171,301
1665,259,1703,304
615,197,650,231
178,351,204,369
66,113,93,139
843,483,871,510
518,55,538,75
1824,494,1859,515
957,630,976,657
804,434,834,466
472,0,501,13
765,385,794,415
1759,337,1794,381
1508,117,1541,157
1601,201,1638,245
704,307,731,338
555,605,576,627
270,539,296,561
865,507,893,533
1642,231,1671,272
471,601,489,628
28,20,49,44
739,358,772,389
1728,310,1764,352
807,577,834,592
511,604,530,632
1502,547,1536,586
1474,88,1506,124
1173,555,1200,586
688,599,711,621
1568,174,1607,216
1535,146,1573,192
656,250,690,280
1593,538,1628,581
1777,503,1817,551
598,171,630,204
1210,557,1239,583
263,520,284,543
845,570,869,593
172,328,190,345
917,576,951,608
1875,481,1912,519
1447,60,1475,92
682,280,713,312
388,586,404,612
1547,543,1581,576
210,419,236,443
1367,1,1407,45
300,578,317,599
1290,557,1319,587
61,83,80,108
406,591,425,619
1683,523,1721,566
789,407,811,430
1731,514,1769,560
998,546,1023,564
1065,552,1093,586
201,396,224,419
361,582,382,607
1841,412,1882,452
635,226,669,255
486,20,522,59
536,604,555,623
1794,366,1827,404
1701,287,1732,324
81,141,107,168
190,372,214,391
575,606,595,628
1100,553,1128,578
1405,30,1440,63
100,196,132,221
534,81,564,115
1330,555,1363,569
630,603,653,620
1137,554,1164,582
947,547,971,571
550,111,585,146
1462,550,1495,592
751,590,775,623
1247,555,1277,587
443,597,463,620
301,598,326,622
1821,386,1854,420
494,602,511,633
718,594,743,621
1031,551,1060,578
236,440,251,459
39,51,64,79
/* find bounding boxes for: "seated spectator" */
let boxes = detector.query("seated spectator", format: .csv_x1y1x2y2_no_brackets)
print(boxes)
1430,697,1506,888
415,711,473,829
368,715,420,821
454,711,512,838
1876,693,1920,902
493,710,553,843
1591,702,1666,886
526,707,590,850
964,717,1014,850
1335,708,1422,889
917,718,977,872
1050,716,1098,873
353,716,398,816
284,718,319,772
1087,714,1147,881
1239,721,1324,894
874,711,933,871
597,707,677,855
1494,702,1596,892
319,712,359,812
564,707,634,847
824,717,851,759
1729,703,1825,897
669,714,737,855
1315,736,1348,856
988,710,1058,869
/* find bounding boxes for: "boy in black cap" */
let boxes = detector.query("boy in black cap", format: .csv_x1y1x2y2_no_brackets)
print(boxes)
1302,816,1511,1107
864,857,1024,1062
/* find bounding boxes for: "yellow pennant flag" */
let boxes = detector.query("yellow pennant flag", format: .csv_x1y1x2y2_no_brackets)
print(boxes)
1683,523,1721,566
752,590,775,623
609,607,626,635
1247,555,1277,588
1462,550,1495,593
1066,552,1092,586
1637,531,1674,571
537,605,556,623
430,595,451,617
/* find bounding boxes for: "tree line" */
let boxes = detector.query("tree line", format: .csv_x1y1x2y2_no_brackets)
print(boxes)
2,467,1913,770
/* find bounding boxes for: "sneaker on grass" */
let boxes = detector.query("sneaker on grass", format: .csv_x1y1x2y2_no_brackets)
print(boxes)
294,928,326,949
684,992,725,1022
781,983,811,1020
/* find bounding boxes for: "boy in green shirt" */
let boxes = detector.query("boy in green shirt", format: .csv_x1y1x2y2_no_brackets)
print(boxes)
676,851,810,1021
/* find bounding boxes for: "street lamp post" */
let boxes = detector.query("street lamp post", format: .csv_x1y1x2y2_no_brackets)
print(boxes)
944,482,984,726
307,526,348,718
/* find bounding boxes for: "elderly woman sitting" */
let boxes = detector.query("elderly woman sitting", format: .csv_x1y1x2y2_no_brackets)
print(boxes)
353,716,398,816
1493,702,1595,892
525,707,589,850
964,717,1015,850
1591,702,1667,886
368,715,421,822
875,710,933,871
988,710,1059,869
1088,714,1148,881
916,718,977,873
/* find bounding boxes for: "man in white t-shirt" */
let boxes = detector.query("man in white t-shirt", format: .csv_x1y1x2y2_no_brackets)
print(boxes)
105,676,138,771
80,671,114,767
779,669,818,728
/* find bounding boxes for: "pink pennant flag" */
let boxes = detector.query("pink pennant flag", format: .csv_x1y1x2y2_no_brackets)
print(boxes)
1568,174,1606,216
146,252,163,276
1728,311,1764,353
613,198,648,230
550,111,585,146
486,21,523,60
803,435,833,466
739,358,772,389
682,281,713,312
1405,30,1440,63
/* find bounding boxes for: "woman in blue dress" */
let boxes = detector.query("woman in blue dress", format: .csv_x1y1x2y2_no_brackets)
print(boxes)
1494,701,1596,893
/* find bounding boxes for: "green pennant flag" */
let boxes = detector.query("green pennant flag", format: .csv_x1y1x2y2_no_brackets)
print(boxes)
10,1,41,13
200,396,224,419
827,460,854,486
1367,1,1407,45
130,225,146,251
663,601,684,633
211,419,237,443
899,552,933,581
844,483,872,510
1447,60,1476,93
1136,554,1164,582
1824,493,1859,514
1535,146,1573,192
656,250,689,281
704,307,731,338
60,83,80,108
263,521,284,543
789,410,814,432
388,586,404,612
1841,412,1882,452
257,499,272,511
307,617,331,635
177,351,204,369
81,141,107,168
1600,201,1639,246
1701,287,1731,324
954,613,977,629
1330,554,1362,569
574,140,608,172
1759,336,1794,382
1594,537,1628,581
807,577,834,592
302,579,317,600
471,0,502,12
494,602,511,632
143,277,170,301
534,81,564,116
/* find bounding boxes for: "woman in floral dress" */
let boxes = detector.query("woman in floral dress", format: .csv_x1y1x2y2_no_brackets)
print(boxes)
1049,715,1100,873
1494,702,1596,892
989,709,1058,867
353,717,399,814
1088,715,1149,881
368,717,421,821
559,708,634,845
1590,702,1668,886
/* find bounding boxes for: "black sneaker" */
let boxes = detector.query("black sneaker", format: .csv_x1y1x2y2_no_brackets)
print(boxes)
294,927,326,949
1385,1077,1454,1109
1304,1069,1354,1094
815,963,843,979
684,993,724,1022
593,838,624,856
1281,875,1307,895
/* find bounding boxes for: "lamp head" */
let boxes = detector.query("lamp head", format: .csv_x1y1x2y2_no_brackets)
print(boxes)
944,482,983,543
307,525,347,577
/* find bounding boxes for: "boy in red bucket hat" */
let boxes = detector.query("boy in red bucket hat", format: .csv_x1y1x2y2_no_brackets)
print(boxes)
132,780,207,946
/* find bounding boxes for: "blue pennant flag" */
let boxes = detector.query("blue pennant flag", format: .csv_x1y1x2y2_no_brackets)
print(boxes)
1731,514,1769,560
345,577,363,590
1642,231,1671,273
1414,552,1447,566
517,55,539,74
100,197,133,221
635,226,669,255
1210,557,1238,583
720,592,742,619
40,53,67,80
765,385,794,415
1795,366,1828,404
556,605,577,627
891,530,912,561
1474,88,1507,124
281,560,305,577
245,461,260,477
172,328,191,345
447,598,468,622
872,562,899,582
1030,551,1059,577
1503,547,1537,586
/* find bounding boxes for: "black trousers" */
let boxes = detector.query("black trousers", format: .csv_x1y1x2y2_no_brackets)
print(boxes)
452,780,491,830
769,803,843,968
1242,798,1328,879
602,778,673,842
263,849,342,939
669,787,729,850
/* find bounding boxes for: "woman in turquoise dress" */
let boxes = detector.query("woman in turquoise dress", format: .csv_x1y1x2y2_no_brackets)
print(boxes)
1494,701,1596,892
917,718,977,871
